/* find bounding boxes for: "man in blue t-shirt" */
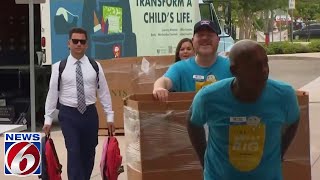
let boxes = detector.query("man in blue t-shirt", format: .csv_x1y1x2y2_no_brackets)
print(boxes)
153,20,232,101
188,40,300,180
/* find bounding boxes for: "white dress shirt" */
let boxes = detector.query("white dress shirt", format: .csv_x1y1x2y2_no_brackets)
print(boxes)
44,55,114,125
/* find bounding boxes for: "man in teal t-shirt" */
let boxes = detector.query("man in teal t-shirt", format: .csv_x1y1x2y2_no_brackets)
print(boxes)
164,55,232,92
188,40,300,180
153,20,232,101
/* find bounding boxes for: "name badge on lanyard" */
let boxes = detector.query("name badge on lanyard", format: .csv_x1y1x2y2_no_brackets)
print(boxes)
193,75,205,81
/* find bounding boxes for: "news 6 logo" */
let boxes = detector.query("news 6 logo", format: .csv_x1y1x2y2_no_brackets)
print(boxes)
4,133,41,177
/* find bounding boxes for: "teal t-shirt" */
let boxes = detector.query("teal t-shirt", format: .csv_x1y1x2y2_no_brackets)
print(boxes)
191,78,300,180
164,56,232,92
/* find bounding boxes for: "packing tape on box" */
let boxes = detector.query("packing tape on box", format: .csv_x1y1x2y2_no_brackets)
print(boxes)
283,158,311,165
124,106,201,172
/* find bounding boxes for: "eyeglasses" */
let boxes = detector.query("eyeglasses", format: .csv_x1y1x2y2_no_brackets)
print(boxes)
71,39,86,45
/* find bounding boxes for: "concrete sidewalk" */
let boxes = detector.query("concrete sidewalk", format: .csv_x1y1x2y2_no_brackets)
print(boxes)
269,52,320,60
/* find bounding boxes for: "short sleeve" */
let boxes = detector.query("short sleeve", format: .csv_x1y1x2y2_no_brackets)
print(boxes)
219,56,233,79
190,89,207,126
164,63,181,91
284,86,300,124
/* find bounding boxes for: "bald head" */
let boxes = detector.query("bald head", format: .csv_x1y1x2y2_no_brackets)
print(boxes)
229,39,267,64
229,39,269,94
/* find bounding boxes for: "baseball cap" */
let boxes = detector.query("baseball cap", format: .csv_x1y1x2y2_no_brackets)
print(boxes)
193,20,221,35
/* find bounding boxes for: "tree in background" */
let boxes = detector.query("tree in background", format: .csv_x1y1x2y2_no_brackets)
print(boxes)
231,0,287,39
294,0,320,21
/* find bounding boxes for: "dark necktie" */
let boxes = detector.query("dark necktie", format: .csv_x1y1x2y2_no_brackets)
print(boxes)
76,61,86,114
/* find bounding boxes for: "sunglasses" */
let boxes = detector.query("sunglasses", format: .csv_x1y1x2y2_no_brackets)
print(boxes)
71,39,87,45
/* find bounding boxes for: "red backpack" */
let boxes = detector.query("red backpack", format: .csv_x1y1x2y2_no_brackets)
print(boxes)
39,134,62,180
100,132,123,180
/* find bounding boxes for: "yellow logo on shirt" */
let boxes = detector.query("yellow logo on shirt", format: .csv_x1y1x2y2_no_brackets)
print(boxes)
228,116,265,172
195,75,217,92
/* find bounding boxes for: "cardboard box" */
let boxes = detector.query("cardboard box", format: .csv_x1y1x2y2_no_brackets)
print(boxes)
96,72,133,129
282,91,311,180
123,92,202,180
123,91,311,180
96,55,174,130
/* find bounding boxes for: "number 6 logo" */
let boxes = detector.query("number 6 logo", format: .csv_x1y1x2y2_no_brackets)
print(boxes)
5,142,41,176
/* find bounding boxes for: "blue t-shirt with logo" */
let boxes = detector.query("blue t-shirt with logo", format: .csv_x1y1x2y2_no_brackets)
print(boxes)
191,78,300,180
164,56,232,92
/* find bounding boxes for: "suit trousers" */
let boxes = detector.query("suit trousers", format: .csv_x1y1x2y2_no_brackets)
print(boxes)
58,104,99,180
